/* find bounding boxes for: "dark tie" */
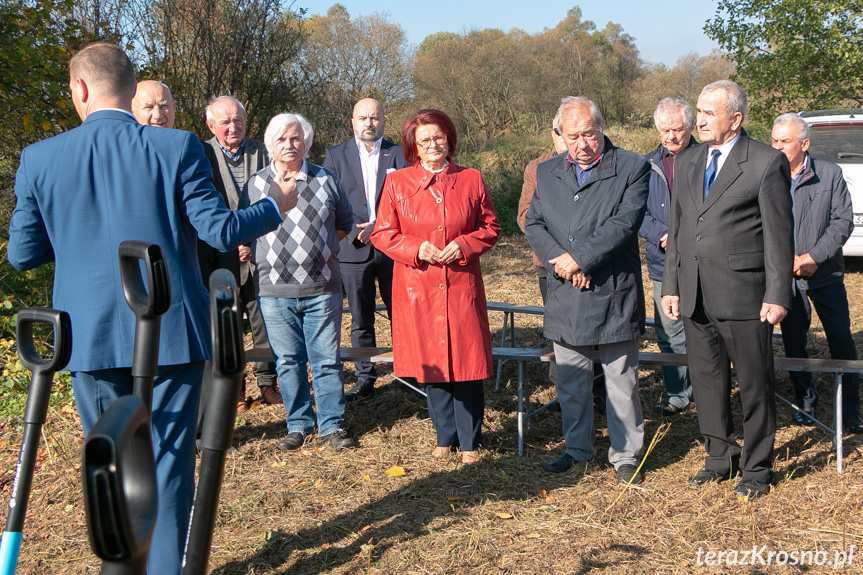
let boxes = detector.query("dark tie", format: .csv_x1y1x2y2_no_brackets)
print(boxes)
703,149,721,199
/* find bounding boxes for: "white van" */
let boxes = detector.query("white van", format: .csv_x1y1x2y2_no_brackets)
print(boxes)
799,109,863,256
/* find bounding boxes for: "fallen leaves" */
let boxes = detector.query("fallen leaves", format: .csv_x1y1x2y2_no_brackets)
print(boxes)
384,466,406,477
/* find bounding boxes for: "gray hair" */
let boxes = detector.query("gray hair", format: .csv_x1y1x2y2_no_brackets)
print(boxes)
553,96,603,134
773,113,810,141
654,97,693,129
700,80,747,121
205,95,246,122
264,113,314,158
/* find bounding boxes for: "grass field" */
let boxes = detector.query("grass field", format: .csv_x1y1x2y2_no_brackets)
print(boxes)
1,235,862,574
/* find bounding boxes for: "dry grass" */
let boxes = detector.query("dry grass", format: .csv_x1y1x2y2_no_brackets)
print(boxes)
3,235,863,574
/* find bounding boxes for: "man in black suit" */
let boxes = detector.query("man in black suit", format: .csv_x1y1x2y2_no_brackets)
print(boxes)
324,98,406,400
661,80,794,499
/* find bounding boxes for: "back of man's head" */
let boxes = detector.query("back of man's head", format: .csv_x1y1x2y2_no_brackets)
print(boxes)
70,42,136,101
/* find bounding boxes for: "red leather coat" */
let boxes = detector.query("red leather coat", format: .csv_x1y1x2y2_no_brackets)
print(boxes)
371,162,500,383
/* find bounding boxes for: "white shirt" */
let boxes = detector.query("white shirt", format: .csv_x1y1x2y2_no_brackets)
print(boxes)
706,132,741,176
355,137,382,222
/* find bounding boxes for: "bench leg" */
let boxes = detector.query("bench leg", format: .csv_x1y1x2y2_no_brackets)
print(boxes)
495,312,511,390
517,360,525,456
835,373,843,474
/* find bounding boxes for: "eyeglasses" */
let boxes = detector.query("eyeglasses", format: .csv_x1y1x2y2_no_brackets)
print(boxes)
417,135,447,149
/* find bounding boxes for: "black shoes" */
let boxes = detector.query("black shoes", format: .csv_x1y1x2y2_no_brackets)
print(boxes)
734,477,771,500
847,423,863,434
318,428,356,449
794,406,816,425
616,464,643,485
688,468,769,499
653,401,686,416
276,432,306,451
543,453,575,473
345,380,374,402
277,429,357,450
688,468,735,488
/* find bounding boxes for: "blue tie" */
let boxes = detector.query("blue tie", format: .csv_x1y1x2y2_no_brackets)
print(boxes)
703,149,721,199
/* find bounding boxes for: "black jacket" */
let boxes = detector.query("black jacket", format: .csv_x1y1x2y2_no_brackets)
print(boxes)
525,137,649,346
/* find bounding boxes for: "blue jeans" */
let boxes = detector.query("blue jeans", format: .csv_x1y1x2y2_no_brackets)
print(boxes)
652,280,692,408
71,362,203,575
259,291,345,436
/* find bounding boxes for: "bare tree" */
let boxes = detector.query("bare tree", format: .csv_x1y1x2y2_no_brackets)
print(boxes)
297,4,413,152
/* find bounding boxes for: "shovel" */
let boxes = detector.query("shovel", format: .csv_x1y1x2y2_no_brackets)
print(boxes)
0,309,72,575
182,269,245,575
83,394,157,575
117,241,170,411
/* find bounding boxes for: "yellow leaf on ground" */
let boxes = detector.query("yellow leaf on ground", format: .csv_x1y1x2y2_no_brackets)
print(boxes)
385,466,406,477
494,512,514,520
363,475,372,481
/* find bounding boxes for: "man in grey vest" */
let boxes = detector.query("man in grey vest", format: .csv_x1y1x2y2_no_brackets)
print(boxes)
198,95,282,408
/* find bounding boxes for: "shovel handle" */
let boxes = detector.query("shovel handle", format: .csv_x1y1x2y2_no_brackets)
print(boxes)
1,309,72,574
118,241,170,319
16,309,72,424
181,270,244,575
118,241,170,410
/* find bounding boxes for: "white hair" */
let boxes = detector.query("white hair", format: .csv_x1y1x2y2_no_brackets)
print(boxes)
263,113,314,158
205,95,246,122
773,113,810,141
654,97,693,129
553,96,603,134
700,80,747,121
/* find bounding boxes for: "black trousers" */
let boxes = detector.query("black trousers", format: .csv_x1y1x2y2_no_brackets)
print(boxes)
780,282,860,424
425,380,484,451
340,250,393,383
684,291,776,483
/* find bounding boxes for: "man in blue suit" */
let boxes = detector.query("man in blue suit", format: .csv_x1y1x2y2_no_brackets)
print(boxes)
7,42,298,573
323,98,405,400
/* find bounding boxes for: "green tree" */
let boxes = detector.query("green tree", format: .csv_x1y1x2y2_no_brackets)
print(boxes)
136,0,306,138
706,0,863,120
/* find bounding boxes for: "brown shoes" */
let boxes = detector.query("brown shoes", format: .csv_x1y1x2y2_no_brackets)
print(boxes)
460,451,480,464
259,385,283,405
431,446,453,458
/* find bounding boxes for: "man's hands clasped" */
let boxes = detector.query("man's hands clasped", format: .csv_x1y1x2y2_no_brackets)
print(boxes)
549,253,591,289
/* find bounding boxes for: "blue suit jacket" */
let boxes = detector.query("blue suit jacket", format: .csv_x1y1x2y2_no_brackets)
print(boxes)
323,138,405,263
8,110,280,372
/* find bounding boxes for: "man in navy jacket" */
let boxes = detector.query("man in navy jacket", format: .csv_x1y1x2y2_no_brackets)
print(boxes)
639,98,696,416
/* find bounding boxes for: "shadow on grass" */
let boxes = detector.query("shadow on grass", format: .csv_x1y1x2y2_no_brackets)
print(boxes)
211,453,649,575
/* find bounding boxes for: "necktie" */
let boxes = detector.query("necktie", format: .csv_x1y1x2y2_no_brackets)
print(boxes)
703,149,721,199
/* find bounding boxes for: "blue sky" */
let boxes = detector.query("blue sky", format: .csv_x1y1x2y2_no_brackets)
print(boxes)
308,1,722,67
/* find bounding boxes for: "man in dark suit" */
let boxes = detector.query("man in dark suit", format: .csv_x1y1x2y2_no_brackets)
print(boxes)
661,80,794,500
199,95,281,407
7,42,297,573
323,98,406,400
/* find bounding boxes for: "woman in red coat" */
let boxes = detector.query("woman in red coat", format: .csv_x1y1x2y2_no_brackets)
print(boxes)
371,109,500,464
